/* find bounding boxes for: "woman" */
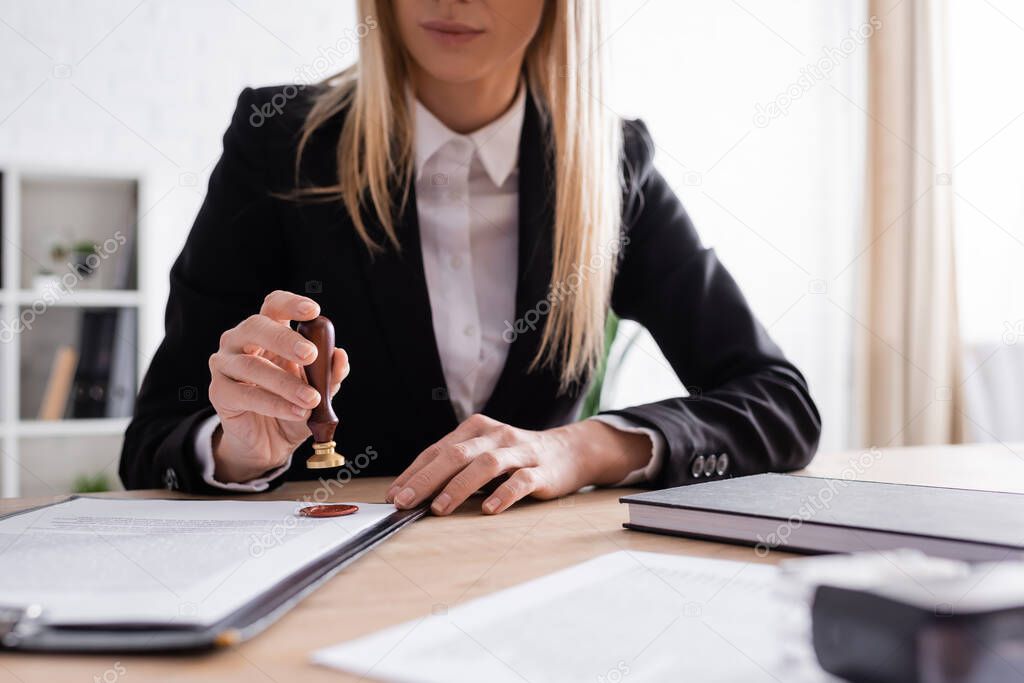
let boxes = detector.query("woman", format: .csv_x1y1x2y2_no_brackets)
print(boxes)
120,0,821,515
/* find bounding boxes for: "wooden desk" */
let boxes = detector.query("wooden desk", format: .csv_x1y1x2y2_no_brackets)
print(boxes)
1,442,1022,682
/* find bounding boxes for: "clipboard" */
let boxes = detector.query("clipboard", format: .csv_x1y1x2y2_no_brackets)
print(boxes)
0,497,427,653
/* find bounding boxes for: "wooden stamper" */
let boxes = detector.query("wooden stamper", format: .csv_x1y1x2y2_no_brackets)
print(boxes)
296,315,344,469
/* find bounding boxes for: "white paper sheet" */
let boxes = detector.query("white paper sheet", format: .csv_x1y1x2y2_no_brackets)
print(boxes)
313,550,839,683
0,497,395,626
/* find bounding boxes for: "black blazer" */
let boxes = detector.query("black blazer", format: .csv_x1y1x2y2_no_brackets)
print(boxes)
120,85,821,494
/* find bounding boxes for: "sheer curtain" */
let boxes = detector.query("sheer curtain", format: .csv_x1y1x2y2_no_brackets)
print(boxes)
855,0,963,446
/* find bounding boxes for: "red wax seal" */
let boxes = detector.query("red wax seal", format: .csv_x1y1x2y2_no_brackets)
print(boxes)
298,504,359,518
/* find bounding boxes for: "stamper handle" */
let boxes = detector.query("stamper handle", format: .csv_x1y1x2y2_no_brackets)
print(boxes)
296,315,343,468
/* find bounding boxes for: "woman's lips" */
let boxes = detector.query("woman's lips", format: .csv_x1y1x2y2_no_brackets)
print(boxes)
419,19,485,46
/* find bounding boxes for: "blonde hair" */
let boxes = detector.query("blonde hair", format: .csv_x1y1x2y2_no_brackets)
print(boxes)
295,0,621,389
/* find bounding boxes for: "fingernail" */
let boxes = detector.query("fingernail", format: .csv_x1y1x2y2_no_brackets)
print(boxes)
482,497,500,514
396,488,416,507
295,341,316,360
291,405,307,417
385,485,399,502
298,301,318,315
297,386,319,405
431,493,451,514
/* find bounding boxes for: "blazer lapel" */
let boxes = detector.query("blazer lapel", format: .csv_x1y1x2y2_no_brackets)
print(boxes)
482,92,557,421
347,91,557,430
352,183,459,429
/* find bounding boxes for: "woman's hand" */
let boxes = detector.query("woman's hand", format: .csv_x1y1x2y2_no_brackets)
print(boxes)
208,290,350,483
385,414,652,515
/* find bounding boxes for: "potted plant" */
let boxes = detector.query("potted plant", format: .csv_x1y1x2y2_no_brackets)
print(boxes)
579,313,621,418
31,267,62,293
70,240,99,278
50,240,99,279
72,472,111,493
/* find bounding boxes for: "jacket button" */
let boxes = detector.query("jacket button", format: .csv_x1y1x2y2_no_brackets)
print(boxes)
703,454,717,477
690,455,705,478
716,453,729,476
163,468,179,491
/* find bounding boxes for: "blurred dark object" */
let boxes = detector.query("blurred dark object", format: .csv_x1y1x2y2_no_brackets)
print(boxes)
70,309,117,417
812,569,1024,683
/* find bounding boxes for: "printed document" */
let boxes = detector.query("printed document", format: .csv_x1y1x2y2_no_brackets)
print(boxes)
0,497,393,625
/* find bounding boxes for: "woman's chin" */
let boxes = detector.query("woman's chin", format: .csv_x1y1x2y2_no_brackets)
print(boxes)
411,55,498,86
425,70,493,88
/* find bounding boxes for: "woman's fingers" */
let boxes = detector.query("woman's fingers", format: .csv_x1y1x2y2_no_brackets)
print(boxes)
260,347,348,395
259,290,320,324
261,350,299,375
390,442,481,509
222,314,318,365
392,426,521,510
481,468,543,514
212,352,320,410
430,447,532,515
385,415,566,515
210,372,311,421
385,414,496,502
329,347,350,397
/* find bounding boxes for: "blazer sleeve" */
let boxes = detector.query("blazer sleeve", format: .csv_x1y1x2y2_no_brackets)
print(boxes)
602,119,822,488
119,88,287,493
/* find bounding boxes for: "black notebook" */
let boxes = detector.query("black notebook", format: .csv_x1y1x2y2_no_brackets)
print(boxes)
621,473,1024,562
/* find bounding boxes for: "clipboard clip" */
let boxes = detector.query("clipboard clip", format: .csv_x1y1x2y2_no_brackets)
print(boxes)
0,604,44,648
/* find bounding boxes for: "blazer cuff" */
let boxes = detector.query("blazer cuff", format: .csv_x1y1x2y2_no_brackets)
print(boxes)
194,414,294,492
588,414,665,486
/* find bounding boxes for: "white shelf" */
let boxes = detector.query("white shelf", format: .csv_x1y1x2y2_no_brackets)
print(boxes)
9,417,131,439
1,166,146,498
13,289,141,308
